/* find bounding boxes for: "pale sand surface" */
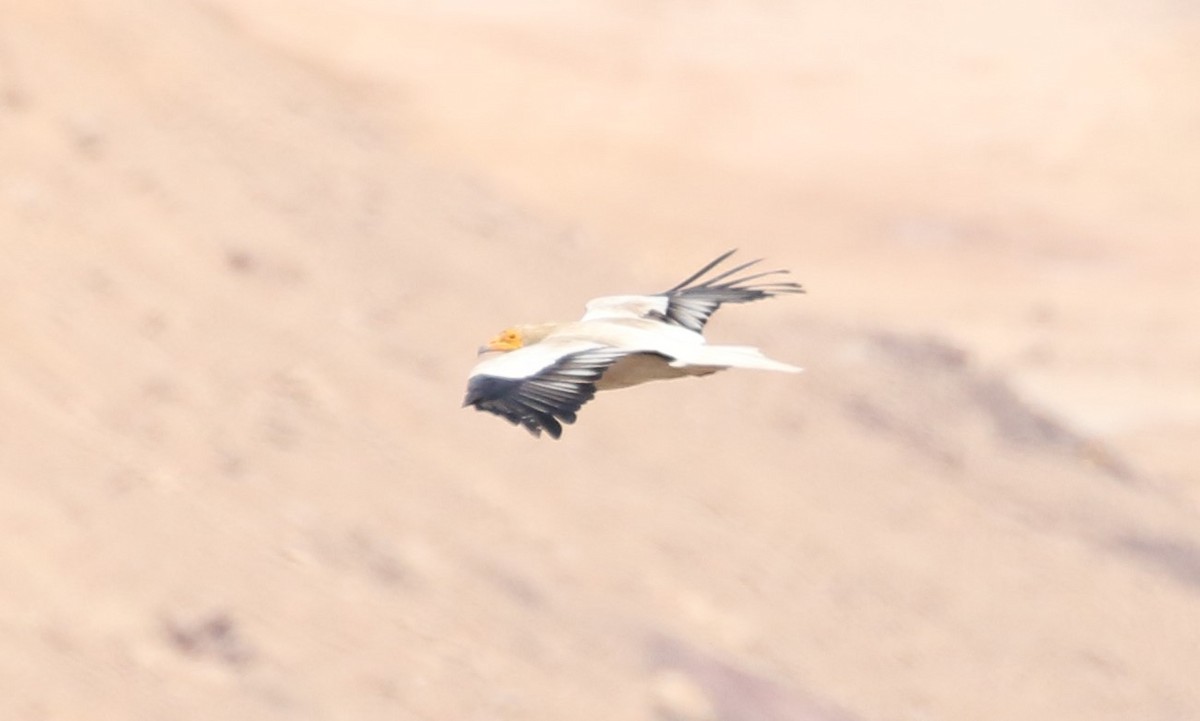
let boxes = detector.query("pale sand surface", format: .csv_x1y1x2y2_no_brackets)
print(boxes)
2,2,1199,719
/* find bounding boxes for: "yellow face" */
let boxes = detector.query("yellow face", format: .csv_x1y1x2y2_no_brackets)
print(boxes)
482,327,524,353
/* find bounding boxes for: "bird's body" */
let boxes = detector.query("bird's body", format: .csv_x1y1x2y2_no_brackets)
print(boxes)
464,250,803,438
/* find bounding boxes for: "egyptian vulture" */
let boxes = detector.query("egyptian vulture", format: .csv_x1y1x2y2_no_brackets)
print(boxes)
464,250,803,438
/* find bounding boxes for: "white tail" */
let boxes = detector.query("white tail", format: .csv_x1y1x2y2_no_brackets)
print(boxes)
672,344,802,373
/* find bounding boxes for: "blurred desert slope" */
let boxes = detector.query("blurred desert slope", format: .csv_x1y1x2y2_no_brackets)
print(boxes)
2,2,1199,720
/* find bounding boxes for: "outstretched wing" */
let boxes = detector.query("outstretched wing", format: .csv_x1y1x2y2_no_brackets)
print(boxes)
654,249,804,333
581,250,803,333
464,347,630,439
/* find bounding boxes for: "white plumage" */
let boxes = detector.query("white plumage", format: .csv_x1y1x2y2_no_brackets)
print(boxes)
464,250,803,438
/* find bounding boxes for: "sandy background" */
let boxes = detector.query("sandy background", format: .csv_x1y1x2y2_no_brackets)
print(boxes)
3,1,1199,719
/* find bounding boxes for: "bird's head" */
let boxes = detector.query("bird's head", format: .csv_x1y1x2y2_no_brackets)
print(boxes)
479,326,525,354
478,323,559,354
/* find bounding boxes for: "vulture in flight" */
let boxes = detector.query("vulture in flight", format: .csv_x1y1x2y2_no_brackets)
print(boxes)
464,250,803,438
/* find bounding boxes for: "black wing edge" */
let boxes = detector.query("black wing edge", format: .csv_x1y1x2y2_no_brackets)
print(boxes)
463,349,627,439
655,249,804,333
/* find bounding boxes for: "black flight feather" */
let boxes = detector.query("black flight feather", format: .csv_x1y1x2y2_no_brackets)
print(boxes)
464,348,628,439
655,249,804,333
